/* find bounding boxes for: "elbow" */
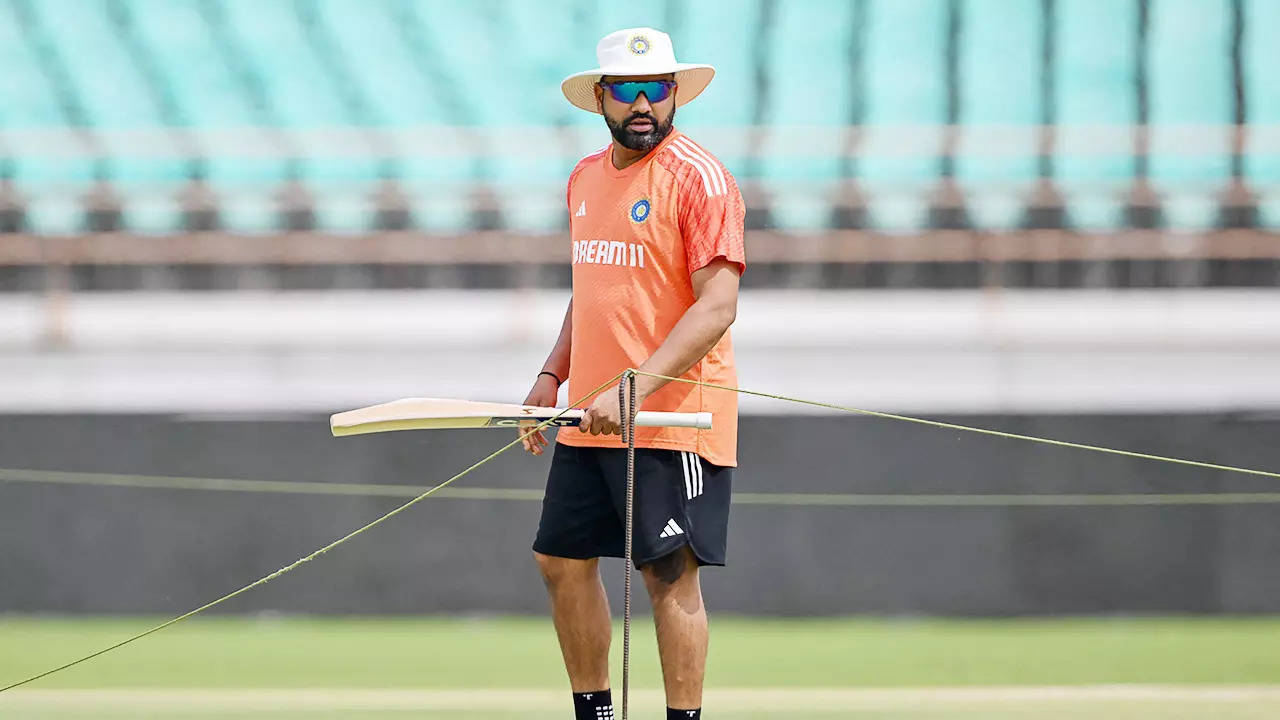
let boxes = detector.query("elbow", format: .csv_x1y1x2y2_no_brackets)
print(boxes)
710,299,737,331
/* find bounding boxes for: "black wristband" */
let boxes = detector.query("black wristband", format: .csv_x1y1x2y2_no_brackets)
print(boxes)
538,370,563,386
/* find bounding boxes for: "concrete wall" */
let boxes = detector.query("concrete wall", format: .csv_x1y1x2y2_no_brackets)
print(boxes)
5,290,1280,415
3,412,1279,616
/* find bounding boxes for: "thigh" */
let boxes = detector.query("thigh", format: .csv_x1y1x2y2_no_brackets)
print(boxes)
532,442,625,560
596,448,732,567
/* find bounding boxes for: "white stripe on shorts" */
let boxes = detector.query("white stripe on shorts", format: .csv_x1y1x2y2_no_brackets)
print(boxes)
680,451,693,500
696,453,704,497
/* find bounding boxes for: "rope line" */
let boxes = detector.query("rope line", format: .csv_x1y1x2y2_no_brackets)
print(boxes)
0,468,544,500
0,371,628,694
5,468,1280,507
631,371,1280,481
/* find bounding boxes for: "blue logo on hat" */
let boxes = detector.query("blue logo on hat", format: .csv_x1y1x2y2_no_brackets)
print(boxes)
629,199,651,223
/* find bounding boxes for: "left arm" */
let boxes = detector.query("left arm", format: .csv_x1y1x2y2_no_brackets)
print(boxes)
579,258,740,435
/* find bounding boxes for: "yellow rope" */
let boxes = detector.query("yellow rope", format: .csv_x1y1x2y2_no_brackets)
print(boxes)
0,468,544,501
631,370,1280,480
7,468,1280,507
0,371,627,694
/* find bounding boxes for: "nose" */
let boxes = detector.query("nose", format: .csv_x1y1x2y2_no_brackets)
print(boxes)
629,92,653,113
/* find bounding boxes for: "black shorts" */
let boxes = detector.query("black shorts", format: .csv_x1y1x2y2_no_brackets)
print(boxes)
533,442,732,567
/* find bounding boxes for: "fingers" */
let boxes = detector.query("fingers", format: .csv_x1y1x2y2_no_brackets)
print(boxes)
581,409,602,435
518,423,548,455
579,406,627,436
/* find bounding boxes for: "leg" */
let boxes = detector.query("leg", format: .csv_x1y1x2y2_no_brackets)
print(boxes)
534,552,613,692
641,545,707,710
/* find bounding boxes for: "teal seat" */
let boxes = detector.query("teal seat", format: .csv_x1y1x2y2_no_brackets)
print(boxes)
124,193,179,236
1244,0,1279,228
1055,0,1138,230
30,0,160,130
402,182,474,234
24,0,184,195
24,195,83,235
0,1,64,128
1149,0,1231,229
217,185,277,235
221,0,346,127
673,0,759,130
758,0,854,230
317,0,440,127
313,188,369,235
129,0,251,127
955,0,1040,229
4,0,1275,236
861,0,949,230
500,0,589,127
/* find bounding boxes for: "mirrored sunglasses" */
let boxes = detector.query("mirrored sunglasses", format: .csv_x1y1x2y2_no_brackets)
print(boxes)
599,80,676,104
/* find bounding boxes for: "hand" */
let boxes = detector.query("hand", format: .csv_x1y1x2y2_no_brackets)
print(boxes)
518,374,560,456
578,382,637,437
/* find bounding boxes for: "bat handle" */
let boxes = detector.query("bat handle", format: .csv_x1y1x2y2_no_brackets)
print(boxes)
633,410,712,429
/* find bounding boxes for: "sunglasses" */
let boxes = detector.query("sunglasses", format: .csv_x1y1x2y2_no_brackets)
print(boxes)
599,80,676,104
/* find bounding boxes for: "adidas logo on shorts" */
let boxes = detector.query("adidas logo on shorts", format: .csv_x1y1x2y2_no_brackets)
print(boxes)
658,518,684,539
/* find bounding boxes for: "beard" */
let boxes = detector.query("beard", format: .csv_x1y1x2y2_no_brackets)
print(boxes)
605,108,675,152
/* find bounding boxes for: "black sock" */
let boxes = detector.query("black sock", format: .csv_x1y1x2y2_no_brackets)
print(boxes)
572,689,613,720
668,709,701,719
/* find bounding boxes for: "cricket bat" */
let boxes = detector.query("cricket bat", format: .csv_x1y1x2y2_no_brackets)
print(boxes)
331,397,712,437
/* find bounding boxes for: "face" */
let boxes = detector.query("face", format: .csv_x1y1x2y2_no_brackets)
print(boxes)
596,73,677,152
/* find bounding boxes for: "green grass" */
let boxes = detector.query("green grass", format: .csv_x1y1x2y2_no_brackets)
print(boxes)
4,615,1280,688
3,615,1280,718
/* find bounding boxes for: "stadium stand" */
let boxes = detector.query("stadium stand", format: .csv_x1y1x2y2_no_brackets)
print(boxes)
0,0,1274,290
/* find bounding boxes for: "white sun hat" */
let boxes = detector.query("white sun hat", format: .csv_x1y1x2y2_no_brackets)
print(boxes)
561,27,715,114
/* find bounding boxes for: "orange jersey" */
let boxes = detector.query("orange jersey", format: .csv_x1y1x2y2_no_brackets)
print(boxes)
556,129,746,467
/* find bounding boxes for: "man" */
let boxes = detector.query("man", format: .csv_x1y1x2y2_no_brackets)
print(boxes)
519,27,745,720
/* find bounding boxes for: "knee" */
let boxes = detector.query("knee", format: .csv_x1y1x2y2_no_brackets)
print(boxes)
641,546,695,594
534,551,595,590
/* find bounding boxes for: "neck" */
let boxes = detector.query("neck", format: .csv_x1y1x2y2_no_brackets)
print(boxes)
610,141,649,170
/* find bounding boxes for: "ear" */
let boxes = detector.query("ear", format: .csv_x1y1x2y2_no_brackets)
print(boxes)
594,83,604,112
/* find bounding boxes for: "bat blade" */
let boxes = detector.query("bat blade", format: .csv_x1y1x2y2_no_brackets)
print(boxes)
330,398,710,437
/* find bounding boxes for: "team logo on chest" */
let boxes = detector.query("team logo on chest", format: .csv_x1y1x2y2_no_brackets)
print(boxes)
629,198,651,223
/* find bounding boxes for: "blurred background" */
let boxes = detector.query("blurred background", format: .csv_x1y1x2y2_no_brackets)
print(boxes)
2,0,1279,717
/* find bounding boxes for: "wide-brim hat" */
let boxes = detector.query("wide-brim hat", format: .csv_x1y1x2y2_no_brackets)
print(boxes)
562,27,715,114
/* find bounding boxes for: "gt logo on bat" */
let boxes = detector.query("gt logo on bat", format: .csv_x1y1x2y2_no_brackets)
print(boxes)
489,417,580,427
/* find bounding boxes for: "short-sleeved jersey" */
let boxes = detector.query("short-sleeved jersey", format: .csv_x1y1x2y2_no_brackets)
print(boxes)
556,129,746,467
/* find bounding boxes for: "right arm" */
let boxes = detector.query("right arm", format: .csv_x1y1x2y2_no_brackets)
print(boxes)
519,298,572,455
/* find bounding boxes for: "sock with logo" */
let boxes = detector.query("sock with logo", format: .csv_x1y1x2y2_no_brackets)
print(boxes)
668,709,701,719
572,689,613,720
